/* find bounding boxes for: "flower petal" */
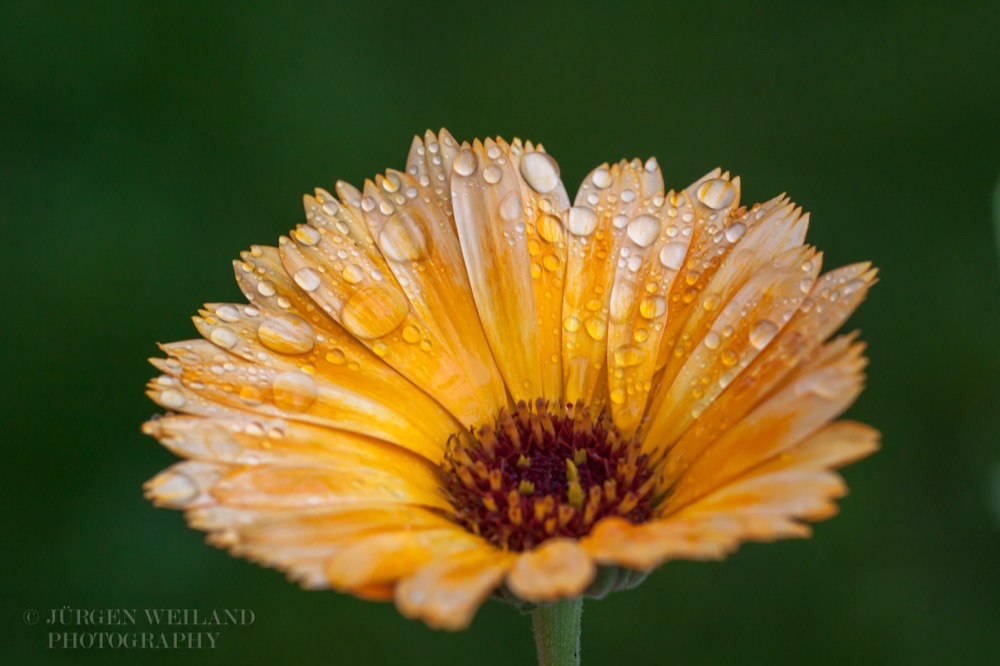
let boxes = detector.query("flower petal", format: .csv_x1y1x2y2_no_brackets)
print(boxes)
662,335,868,511
395,548,514,630
561,161,643,407
448,138,540,400
642,244,820,451
506,538,596,602
359,170,508,425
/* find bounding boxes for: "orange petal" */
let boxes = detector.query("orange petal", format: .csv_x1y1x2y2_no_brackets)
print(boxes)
506,538,596,602
395,548,514,630
450,138,549,402
561,161,642,406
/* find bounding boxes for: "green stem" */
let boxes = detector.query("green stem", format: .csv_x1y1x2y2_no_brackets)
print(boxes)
531,599,583,666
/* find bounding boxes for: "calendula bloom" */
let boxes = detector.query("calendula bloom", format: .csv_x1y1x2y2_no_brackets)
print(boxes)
144,129,878,631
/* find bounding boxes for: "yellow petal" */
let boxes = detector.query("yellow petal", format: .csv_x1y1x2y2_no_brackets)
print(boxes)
396,548,514,630
506,538,596,602
642,244,820,451
561,161,642,406
359,171,508,425
450,139,546,401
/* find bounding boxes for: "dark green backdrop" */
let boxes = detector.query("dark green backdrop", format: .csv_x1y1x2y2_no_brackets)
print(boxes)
4,1,999,664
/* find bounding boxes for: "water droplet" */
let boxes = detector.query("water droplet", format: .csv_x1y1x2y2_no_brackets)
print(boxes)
609,388,626,404
402,324,421,344
725,222,746,243
537,214,564,243
567,206,598,236
215,305,241,323
704,331,721,349
659,242,687,270
483,164,503,184
487,145,502,159
584,317,607,340
342,263,364,284
160,389,186,409
294,225,322,246
621,189,637,203
799,277,814,294
453,149,477,176
542,254,561,272
325,349,346,365
379,214,430,262
639,295,667,319
720,348,738,366
612,214,628,229
340,283,409,339
257,314,315,354
702,293,721,311
627,214,659,247
272,371,318,412
294,268,321,292
519,152,560,193
749,319,779,350
210,326,238,349
614,345,644,368
499,191,523,221
372,340,389,356
696,178,737,209
563,316,581,332
592,167,612,189
257,280,276,297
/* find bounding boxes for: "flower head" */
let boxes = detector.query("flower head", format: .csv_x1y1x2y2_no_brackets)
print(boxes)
144,129,878,630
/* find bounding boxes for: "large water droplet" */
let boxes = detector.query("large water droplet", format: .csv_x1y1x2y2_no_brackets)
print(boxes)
483,164,503,184
567,206,598,236
294,267,321,292
453,149,477,176
519,152,560,193
749,319,779,349
537,214,564,243
499,191,523,221
210,326,238,349
697,178,737,210
659,242,687,270
215,305,241,323
272,371,318,412
379,214,430,262
294,225,322,246
613,344,644,368
340,283,409,339
584,317,606,340
257,314,315,355
627,215,660,247
563,316,581,332
725,222,746,243
160,388,186,409
639,295,667,320
591,167,612,189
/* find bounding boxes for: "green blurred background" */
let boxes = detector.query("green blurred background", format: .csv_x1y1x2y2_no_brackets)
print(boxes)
3,1,999,664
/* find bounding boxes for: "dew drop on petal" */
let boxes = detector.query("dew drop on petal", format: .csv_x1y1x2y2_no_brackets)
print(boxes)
537,214,564,243
749,319,779,350
659,242,687,270
257,314,315,355
483,164,503,184
563,316,581,332
340,283,409,339
639,295,667,320
342,263,364,284
272,371,318,412
519,152,560,193
379,214,430,262
210,326,238,349
592,167,612,189
499,191,523,221
627,215,660,247
725,222,746,243
215,305,241,323
453,149,477,176
567,206,598,236
160,389,186,409
294,225,322,246
294,268,321,292
584,316,607,340
697,178,737,210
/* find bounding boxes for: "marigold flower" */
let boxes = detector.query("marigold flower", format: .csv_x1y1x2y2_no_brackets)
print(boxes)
143,130,878,637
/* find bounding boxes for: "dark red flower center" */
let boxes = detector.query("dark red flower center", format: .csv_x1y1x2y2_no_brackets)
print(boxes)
442,399,659,552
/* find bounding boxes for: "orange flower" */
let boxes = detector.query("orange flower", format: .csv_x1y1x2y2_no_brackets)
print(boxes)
143,130,878,632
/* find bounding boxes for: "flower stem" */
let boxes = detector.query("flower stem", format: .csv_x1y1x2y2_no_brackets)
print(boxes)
531,599,583,666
